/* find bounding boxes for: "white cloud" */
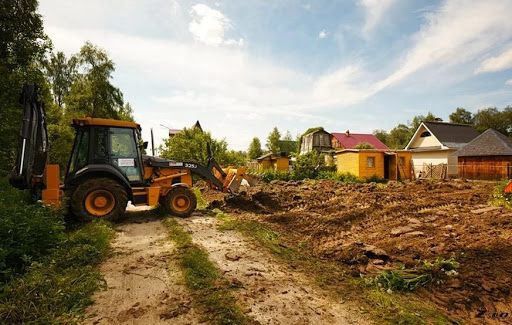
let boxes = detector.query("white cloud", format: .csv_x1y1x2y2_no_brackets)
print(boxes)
318,29,328,39
376,0,512,91
188,3,243,47
506,79,512,86
359,0,396,36
475,48,512,74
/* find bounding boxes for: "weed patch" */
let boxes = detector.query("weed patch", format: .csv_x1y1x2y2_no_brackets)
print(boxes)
0,221,114,323
367,258,460,292
164,217,251,324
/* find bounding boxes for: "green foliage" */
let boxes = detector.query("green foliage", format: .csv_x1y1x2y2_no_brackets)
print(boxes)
0,0,51,172
0,222,114,323
160,127,245,166
354,142,375,149
43,51,77,107
260,170,292,182
266,127,281,153
247,137,263,160
449,107,473,125
368,258,459,292
0,178,65,283
473,107,512,135
316,171,360,183
491,181,512,209
164,217,251,324
293,150,324,179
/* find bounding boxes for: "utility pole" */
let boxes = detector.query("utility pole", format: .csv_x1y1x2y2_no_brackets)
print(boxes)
150,128,155,156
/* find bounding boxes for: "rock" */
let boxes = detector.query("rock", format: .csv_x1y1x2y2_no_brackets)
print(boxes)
471,206,500,214
390,225,417,236
225,252,241,261
444,225,454,231
372,259,385,265
362,244,389,260
404,231,425,237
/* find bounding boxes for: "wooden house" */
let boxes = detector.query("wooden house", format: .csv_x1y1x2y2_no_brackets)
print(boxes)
335,149,412,180
405,121,479,178
256,153,290,171
300,129,332,154
457,129,512,180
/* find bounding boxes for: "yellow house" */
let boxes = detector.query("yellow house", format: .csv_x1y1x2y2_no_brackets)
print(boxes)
335,149,412,180
256,153,290,171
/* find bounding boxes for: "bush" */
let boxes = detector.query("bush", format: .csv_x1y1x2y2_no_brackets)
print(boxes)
365,175,388,184
293,151,323,179
260,170,291,182
491,181,512,209
0,221,114,323
0,179,65,283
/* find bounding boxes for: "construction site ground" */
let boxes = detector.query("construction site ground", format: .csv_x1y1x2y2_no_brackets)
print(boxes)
84,179,512,324
204,179,512,324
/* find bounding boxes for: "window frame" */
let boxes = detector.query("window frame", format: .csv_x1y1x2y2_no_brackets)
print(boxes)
367,156,376,168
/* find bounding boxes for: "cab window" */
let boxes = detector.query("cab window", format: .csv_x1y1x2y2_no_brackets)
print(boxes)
110,127,141,182
68,128,89,174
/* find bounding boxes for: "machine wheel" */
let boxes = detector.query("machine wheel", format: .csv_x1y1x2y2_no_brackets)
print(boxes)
162,187,197,217
71,178,128,221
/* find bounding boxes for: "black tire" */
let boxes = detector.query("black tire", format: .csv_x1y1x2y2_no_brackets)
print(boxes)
162,187,197,217
70,177,128,222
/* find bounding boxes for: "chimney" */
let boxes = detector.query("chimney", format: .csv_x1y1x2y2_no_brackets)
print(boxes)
345,130,350,137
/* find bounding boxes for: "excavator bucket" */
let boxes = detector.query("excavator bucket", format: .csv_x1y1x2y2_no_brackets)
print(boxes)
221,167,259,193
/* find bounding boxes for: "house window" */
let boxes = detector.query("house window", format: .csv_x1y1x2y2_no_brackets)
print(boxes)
367,156,375,168
399,157,405,166
420,131,431,137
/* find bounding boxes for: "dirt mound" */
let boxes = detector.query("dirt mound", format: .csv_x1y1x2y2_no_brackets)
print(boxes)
216,179,512,321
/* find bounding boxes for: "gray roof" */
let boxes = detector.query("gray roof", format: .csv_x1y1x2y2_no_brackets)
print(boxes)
457,129,512,157
424,121,480,147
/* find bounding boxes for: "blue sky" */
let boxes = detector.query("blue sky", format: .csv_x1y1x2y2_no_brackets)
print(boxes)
39,0,512,150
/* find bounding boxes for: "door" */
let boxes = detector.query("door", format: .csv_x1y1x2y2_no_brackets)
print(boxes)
109,127,142,183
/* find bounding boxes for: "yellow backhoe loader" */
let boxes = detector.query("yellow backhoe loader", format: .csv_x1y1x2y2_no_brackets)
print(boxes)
9,84,248,220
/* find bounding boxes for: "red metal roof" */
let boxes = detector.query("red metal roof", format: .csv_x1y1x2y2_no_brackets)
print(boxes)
331,132,389,150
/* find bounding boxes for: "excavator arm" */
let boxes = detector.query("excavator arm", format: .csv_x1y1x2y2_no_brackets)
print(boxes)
9,84,49,191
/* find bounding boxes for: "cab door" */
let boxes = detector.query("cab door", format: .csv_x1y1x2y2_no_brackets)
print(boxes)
109,127,143,184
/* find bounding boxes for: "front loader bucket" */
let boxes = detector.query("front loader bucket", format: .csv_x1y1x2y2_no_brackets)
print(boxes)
223,167,255,193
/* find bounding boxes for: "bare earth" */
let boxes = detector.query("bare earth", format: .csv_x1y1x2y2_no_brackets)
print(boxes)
177,213,368,325
84,208,201,324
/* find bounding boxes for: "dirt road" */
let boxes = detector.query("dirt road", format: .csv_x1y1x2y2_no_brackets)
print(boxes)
84,206,367,324
177,213,367,325
84,208,201,324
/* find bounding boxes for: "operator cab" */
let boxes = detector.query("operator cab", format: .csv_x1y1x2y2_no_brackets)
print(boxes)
67,118,145,186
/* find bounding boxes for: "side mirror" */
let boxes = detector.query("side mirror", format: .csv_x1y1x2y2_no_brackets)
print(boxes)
143,141,148,149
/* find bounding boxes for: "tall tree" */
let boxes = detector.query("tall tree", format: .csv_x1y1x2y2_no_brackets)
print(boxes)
0,0,51,171
66,42,125,119
247,137,263,159
409,112,439,131
44,51,77,107
266,127,281,153
160,127,241,166
449,108,473,125
473,107,511,135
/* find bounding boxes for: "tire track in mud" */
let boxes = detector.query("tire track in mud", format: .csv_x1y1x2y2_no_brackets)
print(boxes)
84,208,201,325
177,213,369,325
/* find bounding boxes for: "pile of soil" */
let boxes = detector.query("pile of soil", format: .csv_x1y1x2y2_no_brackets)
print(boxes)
211,179,512,321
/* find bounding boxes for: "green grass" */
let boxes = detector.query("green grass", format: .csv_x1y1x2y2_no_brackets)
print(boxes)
0,221,114,323
193,187,208,210
164,217,251,324
215,211,456,325
490,180,512,209
0,177,115,323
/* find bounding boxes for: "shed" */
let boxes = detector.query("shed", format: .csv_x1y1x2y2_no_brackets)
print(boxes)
256,153,290,171
456,129,512,180
331,130,388,150
300,129,332,154
335,149,412,180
